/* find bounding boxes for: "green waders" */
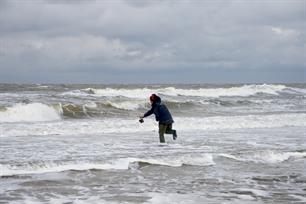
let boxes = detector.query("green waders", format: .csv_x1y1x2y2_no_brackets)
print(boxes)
158,123,177,143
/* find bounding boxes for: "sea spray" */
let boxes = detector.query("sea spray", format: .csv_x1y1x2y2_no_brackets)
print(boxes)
0,103,61,122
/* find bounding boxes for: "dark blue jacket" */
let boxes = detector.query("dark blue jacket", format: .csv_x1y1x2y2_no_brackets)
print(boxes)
143,96,174,124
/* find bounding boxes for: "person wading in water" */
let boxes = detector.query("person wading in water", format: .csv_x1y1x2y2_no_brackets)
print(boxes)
139,94,177,143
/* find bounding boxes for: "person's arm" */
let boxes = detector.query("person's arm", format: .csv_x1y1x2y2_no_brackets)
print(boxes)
142,107,154,118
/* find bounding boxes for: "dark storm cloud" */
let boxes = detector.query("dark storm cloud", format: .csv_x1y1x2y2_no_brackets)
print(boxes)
0,0,305,83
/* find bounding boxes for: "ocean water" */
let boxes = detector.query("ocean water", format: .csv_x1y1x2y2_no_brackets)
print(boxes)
0,83,305,204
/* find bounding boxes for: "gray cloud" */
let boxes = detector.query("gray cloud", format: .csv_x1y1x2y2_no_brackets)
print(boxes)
0,0,305,83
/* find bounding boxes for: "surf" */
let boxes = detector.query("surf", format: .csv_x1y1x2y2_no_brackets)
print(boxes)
60,84,297,98
1,113,305,137
0,154,215,177
0,103,62,122
219,151,306,164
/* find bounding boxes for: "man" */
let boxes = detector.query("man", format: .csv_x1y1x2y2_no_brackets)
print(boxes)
139,94,177,143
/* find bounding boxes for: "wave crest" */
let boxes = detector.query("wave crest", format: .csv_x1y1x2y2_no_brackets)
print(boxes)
0,103,61,122
60,84,294,98
0,154,214,176
219,151,306,164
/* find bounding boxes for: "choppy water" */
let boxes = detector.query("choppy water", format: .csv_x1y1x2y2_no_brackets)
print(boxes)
0,84,306,203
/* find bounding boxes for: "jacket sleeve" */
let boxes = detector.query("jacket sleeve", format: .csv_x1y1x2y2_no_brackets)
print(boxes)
143,107,154,118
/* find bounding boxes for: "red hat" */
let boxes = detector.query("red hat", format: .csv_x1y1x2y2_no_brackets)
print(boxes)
150,94,157,102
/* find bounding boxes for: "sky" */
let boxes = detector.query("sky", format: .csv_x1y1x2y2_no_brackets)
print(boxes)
0,0,305,84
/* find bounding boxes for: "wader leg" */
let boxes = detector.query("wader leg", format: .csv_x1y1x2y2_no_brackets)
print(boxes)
165,124,174,134
165,124,177,140
158,124,167,143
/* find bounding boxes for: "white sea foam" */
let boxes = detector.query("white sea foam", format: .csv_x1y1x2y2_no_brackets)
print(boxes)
128,154,215,168
12,193,213,204
0,103,61,122
235,194,255,200
145,193,213,204
162,84,287,97
219,151,306,164
0,161,128,177
62,84,290,98
248,151,306,163
236,188,269,197
227,188,270,201
0,155,214,176
88,87,153,98
7,195,106,204
1,113,305,137
84,102,97,109
104,100,146,110
178,113,306,131
219,153,241,161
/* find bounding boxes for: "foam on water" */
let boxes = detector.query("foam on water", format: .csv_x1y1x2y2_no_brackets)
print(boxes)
219,151,306,163
104,100,146,110
180,113,306,131
129,154,215,168
1,84,305,203
2,151,304,176
162,84,287,97
235,188,270,197
0,154,214,176
7,195,104,204
248,151,306,163
145,193,217,204
84,102,97,109
1,113,305,137
61,84,291,98
9,193,211,204
0,103,61,122
0,160,130,176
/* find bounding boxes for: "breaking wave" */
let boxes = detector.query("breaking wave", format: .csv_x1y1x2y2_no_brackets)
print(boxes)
0,103,61,122
2,150,304,176
0,154,214,176
0,99,251,121
61,84,301,98
219,151,306,164
0,83,305,124
0,101,145,121
2,113,305,137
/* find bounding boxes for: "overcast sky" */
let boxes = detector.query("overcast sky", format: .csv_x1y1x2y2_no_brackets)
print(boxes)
0,0,305,84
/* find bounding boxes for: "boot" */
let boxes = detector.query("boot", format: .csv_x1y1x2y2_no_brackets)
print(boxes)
173,130,177,140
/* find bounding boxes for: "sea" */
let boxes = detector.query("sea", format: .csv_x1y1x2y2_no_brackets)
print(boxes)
0,83,305,204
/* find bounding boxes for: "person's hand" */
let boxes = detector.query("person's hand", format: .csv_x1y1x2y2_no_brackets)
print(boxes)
138,115,144,123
